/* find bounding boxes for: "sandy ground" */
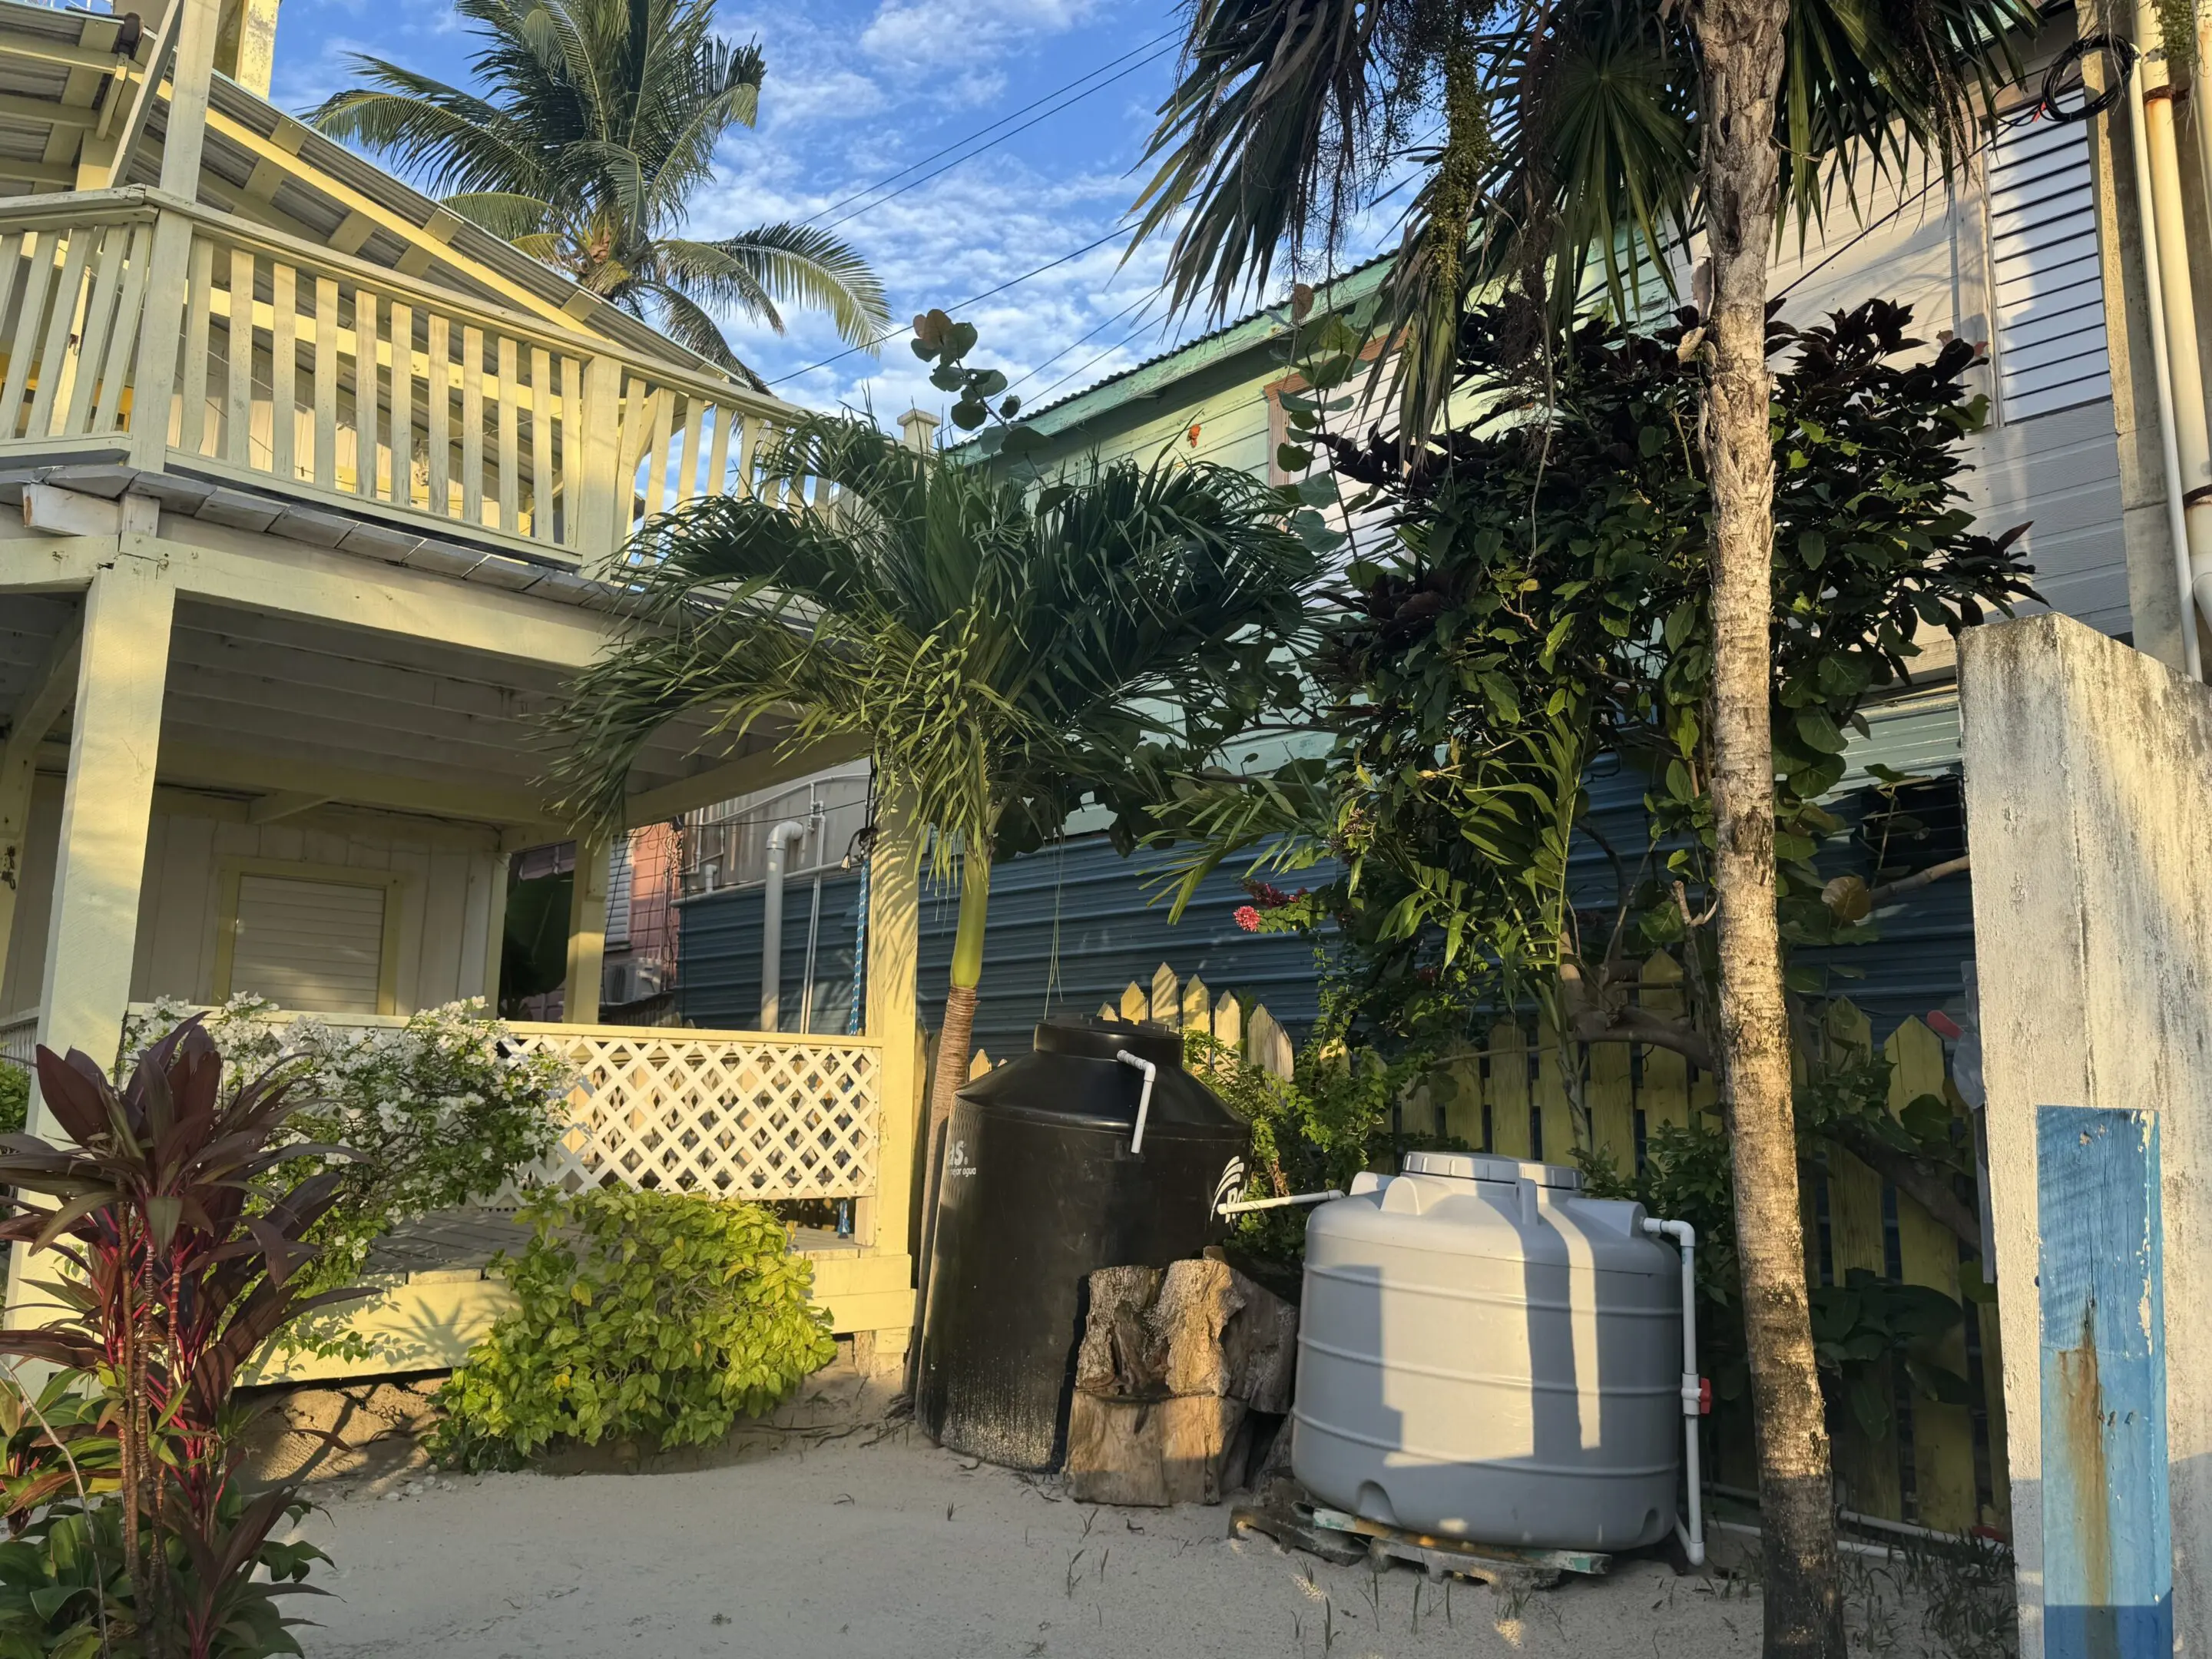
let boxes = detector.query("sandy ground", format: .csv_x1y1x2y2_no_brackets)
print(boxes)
291,1429,1773,1659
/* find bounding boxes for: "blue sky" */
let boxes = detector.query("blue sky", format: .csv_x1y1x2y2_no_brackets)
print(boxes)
267,0,1324,426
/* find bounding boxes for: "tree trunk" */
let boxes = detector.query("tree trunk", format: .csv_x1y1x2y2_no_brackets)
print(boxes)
903,848,991,1404
1700,0,1846,1651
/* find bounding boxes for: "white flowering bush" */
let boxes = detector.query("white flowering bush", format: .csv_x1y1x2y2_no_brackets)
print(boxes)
124,996,571,1302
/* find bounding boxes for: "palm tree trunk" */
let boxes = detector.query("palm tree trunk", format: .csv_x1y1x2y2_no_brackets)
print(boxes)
905,848,992,1404
1700,2,1846,1654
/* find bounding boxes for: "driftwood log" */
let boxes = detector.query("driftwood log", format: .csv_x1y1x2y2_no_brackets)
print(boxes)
1065,1257,1297,1506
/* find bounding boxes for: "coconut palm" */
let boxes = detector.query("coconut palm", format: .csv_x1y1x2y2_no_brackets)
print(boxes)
1126,2,2034,1653
541,410,1317,1349
306,0,889,384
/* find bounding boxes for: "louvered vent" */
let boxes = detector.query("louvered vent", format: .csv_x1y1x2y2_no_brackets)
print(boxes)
230,875,386,1014
1988,116,2111,422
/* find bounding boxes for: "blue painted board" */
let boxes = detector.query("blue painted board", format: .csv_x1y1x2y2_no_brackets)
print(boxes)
2037,1105,2172,1659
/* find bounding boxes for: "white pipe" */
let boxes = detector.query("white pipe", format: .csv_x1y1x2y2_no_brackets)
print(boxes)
1217,1188,1346,1215
2125,10,2208,678
1115,1050,1157,1153
2141,64,2212,631
760,820,807,1031
1644,1216,1706,1568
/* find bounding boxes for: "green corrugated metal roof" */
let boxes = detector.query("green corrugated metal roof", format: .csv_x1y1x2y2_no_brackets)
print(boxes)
960,256,1396,447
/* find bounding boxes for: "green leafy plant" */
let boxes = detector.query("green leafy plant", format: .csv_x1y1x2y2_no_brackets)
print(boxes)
1187,1012,1421,1263
0,1369,117,1538
1810,1268,1972,1439
0,1063,25,1139
1157,297,2028,1194
431,1188,837,1470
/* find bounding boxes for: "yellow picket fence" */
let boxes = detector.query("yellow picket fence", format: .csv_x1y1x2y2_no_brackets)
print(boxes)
1029,956,2005,1535
1415,960,2005,1535
964,964,1296,1080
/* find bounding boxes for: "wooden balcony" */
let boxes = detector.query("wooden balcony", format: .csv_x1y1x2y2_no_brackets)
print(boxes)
0,188,823,573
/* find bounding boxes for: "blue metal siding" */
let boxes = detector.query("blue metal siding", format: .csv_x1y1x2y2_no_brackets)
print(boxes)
678,835,1327,1056
677,682,1971,1050
676,873,865,1034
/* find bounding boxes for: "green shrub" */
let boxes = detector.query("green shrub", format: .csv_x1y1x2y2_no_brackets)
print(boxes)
431,1189,837,1469
0,1063,23,1139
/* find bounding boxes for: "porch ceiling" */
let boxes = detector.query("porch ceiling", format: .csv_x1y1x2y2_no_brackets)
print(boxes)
153,601,788,827
0,589,72,715
8,594,797,833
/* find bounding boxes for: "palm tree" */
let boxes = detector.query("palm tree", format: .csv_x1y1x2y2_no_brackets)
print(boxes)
541,412,1317,1359
1127,2,2031,1652
306,0,889,384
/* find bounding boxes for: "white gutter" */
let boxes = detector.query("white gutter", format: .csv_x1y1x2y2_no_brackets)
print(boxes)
760,820,808,1031
1643,1216,1707,1568
2125,6,2209,677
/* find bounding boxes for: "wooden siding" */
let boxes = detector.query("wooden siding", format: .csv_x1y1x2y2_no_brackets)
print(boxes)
2,784,499,1017
126,799,500,1012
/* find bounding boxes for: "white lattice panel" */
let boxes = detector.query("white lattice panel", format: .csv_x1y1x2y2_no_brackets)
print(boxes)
508,1027,881,1200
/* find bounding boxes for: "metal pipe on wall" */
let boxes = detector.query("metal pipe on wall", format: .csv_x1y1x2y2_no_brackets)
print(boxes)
760,820,807,1030
2130,0,2211,675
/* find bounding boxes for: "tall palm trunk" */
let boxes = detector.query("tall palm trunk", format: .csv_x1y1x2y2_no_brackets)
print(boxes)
1700,3,1846,1654
906,849,992,1401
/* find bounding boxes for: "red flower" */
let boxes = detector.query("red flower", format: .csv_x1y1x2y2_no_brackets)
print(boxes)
1232,905,1262,932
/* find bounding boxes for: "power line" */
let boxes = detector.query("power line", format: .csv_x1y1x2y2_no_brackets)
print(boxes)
1021,311,1173,406
767,220,1138,386
1002,291,1157,395
796,30,1181,231
817,46,1177,234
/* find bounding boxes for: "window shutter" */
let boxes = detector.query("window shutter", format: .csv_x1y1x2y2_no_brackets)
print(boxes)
230,875,388,1013
1988,117,2111,422
605,836,634,947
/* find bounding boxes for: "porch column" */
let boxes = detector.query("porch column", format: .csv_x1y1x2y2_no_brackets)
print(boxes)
32,556,173,1093
562,836,610,1024
862,793,921,1265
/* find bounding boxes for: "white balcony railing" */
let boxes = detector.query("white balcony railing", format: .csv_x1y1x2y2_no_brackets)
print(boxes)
0,189,833,570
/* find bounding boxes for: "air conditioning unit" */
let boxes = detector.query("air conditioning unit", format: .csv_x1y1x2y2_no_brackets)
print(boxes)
601,958,666,1008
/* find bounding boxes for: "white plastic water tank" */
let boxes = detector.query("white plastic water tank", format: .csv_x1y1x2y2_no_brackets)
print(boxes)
1292,1150,1682,1551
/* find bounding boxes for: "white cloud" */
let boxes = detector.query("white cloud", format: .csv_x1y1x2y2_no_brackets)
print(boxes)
859,0,1104,68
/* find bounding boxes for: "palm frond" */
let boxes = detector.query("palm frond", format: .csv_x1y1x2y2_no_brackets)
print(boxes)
677,226,892,348
441,190,558,240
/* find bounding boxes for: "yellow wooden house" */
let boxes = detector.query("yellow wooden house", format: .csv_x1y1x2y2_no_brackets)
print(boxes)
0,0,921,1375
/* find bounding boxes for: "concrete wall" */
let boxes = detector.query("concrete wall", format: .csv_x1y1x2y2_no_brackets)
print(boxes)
1959,613,2210,1658
0,777,502,1016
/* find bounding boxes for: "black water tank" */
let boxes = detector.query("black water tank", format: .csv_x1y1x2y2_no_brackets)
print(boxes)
914,1016,1250,1470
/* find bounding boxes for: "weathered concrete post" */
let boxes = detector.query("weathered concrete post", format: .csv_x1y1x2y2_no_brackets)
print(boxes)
1960,611,2209,1659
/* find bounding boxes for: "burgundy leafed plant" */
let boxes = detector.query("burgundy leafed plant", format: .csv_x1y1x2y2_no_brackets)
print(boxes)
0,1017,362,1656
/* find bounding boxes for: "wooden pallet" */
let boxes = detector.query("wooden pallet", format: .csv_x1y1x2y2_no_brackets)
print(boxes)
1230,1485,1611,1591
